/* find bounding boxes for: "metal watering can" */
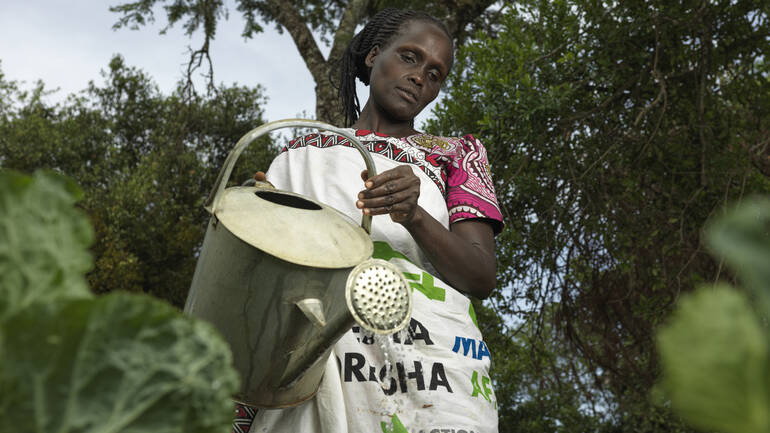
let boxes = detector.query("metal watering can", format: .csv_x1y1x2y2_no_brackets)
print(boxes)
184,119,412,408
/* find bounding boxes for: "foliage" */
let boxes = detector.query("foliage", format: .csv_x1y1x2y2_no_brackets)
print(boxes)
657,198,770,433
428,0,770,430
0,170,93,321
0,55,276,307
475,301,611,432
0,170,239,432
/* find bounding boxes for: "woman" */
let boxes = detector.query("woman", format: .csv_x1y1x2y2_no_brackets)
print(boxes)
237,8,503,433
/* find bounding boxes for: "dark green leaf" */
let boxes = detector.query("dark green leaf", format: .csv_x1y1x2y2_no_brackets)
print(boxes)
0,292,240,433
0,170,94,322
657,284,770,433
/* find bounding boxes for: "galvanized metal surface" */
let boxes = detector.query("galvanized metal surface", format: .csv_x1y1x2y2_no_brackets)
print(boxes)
346,259,412,334
185,220,355,407
216,185,372,269
204,118,377,233
185,119,413,408
185,221,413,407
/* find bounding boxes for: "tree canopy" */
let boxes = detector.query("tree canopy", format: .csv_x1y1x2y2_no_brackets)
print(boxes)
109,0,499,124
428,0,770,430
0,55,276,307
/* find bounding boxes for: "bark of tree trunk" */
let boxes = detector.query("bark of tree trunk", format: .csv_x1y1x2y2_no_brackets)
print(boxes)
316,77,345,125
266,0,369,124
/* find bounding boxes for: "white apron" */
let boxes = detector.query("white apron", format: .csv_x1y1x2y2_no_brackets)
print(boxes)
250,132,499,433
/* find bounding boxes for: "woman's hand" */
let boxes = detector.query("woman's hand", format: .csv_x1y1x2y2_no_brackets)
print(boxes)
356,166,420,224
358,166,496,298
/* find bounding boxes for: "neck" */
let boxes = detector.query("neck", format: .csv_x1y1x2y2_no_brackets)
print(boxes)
351,103,419,138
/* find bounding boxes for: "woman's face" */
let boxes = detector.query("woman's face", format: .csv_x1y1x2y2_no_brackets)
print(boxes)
365,20,453,123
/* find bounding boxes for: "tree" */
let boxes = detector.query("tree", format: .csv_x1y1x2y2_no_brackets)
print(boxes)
109,0,499,125
0,55,276,307
428,0,770,430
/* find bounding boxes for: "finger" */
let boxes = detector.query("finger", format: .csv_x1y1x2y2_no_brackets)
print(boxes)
356,189,415,210
363,167,410,190
360,180,415,200
254,171,267,181
359,201,411,216
360,169,370,182
359,175,419,199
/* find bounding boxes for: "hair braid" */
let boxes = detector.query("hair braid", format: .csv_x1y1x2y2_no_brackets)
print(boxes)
337,8,453,127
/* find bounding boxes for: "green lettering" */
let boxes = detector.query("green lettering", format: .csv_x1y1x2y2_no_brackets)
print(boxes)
482,375,493,402
372,242,445,302
468,302,479,329
409,272,446,301
373,241,413,263
403,272,420,281
470,370,488,401
381,413,408,433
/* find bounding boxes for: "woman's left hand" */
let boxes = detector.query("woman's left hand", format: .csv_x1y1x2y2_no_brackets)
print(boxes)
356,166,420,224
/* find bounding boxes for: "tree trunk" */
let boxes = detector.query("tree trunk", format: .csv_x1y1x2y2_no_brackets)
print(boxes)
316,76,345,125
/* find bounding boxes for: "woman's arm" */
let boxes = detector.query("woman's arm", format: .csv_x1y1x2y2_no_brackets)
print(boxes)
356,166,497,299
405,210,496,299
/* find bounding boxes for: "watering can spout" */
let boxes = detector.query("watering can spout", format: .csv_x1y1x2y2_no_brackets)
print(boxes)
296,298,326,328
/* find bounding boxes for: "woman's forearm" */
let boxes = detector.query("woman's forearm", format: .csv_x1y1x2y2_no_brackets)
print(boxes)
401,206,496,299
355,166,497,298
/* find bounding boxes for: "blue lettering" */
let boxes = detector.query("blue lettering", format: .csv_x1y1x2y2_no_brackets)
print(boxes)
451,336,476,359
452,336,491,360
476,341,491,360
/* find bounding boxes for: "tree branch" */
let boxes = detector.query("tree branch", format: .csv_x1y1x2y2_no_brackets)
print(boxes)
182,38,216,100
328,0,369,65
442,0,498,45
266,0,327,86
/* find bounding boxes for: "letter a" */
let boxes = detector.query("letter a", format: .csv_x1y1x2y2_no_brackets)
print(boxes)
429,362,453,392
476,341,491,360
470,370,488,402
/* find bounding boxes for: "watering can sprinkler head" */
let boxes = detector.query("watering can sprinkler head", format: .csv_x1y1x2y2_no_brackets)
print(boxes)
347,259,412,334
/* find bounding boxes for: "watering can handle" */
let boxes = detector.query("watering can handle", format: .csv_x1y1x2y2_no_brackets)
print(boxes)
204,119,377,234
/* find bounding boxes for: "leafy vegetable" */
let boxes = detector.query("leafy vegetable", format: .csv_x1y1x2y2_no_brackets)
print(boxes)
0,170,94,321
0,293,239,433
0,170,239,432
657,197,770,433
657,285,769,433
706,198,770,307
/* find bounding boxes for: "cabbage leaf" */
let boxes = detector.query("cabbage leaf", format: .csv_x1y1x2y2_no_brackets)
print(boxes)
0,170,240,432
0,170,94,321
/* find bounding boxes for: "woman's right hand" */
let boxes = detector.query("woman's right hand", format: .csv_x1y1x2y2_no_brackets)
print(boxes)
356,167,421,225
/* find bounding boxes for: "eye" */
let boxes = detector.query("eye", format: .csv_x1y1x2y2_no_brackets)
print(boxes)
400,52,416,63
428,70,441,82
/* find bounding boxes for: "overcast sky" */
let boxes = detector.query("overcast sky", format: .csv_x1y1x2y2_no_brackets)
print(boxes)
0,1,439,127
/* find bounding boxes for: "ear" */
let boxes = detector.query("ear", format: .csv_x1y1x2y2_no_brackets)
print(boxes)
364,46,380,68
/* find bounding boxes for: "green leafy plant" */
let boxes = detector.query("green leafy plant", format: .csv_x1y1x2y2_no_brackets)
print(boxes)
0,170,93,321
657,197,770,433
0,170,239,432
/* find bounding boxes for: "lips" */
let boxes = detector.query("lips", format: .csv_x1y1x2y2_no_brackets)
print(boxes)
395,86,418,103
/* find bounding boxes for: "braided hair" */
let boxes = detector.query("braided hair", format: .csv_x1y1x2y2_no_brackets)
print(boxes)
337,8,453,127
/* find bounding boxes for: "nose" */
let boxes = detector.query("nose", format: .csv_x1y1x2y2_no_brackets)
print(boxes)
408,71,424,87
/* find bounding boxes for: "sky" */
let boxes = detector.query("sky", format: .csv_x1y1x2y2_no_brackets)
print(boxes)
0,1,439,127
